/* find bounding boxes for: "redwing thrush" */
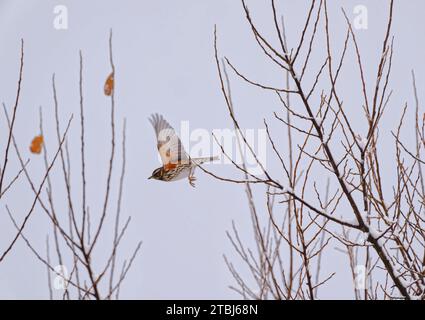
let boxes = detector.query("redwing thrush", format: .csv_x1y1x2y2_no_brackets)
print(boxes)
148,114,217,187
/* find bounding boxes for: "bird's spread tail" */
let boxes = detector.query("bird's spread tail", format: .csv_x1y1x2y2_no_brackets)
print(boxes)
191,156,218,165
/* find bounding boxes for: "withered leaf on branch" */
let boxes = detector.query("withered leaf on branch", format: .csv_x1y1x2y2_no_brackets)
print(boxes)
104,72,114,96
29,135,43,154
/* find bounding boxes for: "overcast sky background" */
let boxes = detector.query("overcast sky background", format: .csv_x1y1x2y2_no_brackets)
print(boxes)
0,0,424,299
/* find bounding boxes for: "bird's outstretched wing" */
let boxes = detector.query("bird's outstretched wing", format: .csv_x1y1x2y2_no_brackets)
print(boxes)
149,113,188,165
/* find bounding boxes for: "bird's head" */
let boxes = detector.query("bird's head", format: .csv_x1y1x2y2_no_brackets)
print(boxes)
148,167,163,180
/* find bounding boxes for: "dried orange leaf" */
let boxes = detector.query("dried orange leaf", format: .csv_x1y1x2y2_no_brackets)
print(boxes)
30,135,43,154
104,72,114,96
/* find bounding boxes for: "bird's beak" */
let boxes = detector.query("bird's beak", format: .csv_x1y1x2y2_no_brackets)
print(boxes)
148,175,153,180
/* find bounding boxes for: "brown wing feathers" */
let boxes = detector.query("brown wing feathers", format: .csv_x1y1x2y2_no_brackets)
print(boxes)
149,114,187,164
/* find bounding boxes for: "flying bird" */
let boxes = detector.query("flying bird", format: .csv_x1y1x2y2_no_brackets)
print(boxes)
148,114,217,187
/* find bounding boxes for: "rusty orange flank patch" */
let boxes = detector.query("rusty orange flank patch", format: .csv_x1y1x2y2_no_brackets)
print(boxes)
164,163,177,171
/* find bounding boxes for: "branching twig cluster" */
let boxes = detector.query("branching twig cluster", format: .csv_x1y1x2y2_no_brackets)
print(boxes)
207,0,424,300
0,31,141,300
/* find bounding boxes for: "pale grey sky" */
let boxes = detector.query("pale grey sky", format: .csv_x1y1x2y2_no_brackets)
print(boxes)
0,0,424,299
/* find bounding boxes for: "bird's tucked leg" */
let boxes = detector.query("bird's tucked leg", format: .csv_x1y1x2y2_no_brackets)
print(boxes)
188,167,196,188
